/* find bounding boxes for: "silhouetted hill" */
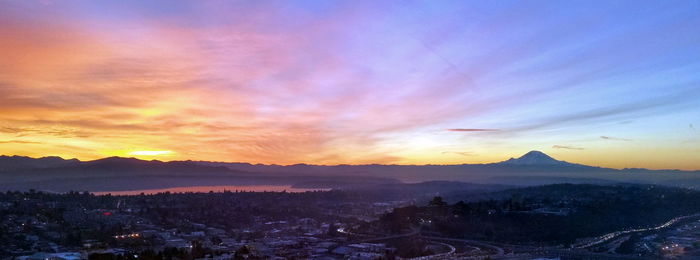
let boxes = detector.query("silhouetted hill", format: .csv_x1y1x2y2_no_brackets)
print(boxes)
0,155,400,192
191,151,700,188
2,151,700,192
75,156,237,174
0,155,79,171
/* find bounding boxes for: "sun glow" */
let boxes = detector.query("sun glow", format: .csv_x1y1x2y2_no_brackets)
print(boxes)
128,151,174,156
0,1,698,169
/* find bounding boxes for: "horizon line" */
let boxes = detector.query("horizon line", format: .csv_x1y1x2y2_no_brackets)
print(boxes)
1,153,697,172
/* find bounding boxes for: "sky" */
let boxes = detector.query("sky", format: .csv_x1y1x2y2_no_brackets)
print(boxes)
0,0,699,169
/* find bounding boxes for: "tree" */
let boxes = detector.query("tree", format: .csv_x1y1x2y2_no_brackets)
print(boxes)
234,245,252,260
429,196,447,207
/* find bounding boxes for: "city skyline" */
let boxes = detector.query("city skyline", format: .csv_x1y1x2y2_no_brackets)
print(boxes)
1,1,699,170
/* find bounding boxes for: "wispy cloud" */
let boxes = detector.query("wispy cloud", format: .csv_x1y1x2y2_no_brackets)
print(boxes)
128,150,174,156
504,87,700,135
447,128,500,132
0,126,92,138
0,1,698,169
601,136,632,141
441,151,475,156
0,140,41,144
552,145,584,150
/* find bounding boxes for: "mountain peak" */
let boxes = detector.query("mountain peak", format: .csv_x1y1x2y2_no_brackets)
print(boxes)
499,150,568,166
90,156,141,162
0,155,80,171
521,150,554,159
85,156,156,166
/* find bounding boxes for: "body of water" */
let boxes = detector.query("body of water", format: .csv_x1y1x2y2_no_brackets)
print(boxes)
92,185,328,195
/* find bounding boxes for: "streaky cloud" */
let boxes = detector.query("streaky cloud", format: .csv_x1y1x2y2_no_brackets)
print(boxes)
507,87,700,133
447,128,500,132
0,140,41,144
441,151,475,156
552,145,584,150
601,136,632,141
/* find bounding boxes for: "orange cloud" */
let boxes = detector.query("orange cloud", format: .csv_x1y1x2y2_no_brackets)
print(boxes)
1,1,698,171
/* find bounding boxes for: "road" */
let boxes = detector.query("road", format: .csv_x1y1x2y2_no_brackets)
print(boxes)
400,241,457,260
357,226,421,243
573,212,700,249
344,217,686,259
421,236,505,256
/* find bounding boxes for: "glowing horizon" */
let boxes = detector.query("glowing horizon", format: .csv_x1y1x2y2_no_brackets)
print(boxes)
1,1,699,170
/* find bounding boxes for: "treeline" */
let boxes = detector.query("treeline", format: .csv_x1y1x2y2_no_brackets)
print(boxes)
375,184,700,246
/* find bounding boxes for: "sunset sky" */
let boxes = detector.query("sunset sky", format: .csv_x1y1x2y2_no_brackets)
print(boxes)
1,1,699,169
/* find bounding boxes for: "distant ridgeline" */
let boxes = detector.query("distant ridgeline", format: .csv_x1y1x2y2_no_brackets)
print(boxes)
1,151,700,192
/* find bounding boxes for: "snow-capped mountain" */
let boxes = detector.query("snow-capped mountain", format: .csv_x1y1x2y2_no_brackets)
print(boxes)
499,151,573,166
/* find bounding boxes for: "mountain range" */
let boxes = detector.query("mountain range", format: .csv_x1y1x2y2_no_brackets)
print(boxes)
1,151,699,192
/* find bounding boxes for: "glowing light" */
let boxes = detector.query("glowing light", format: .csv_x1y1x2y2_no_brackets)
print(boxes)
128,151,173,156
0,1,698,169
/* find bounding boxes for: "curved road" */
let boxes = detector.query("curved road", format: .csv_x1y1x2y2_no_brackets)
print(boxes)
356,227,421,243
573,212,700,249
401,241,456,260
422,236,505,256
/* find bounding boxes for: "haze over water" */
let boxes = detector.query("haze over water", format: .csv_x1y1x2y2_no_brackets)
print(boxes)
92,185,327,196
